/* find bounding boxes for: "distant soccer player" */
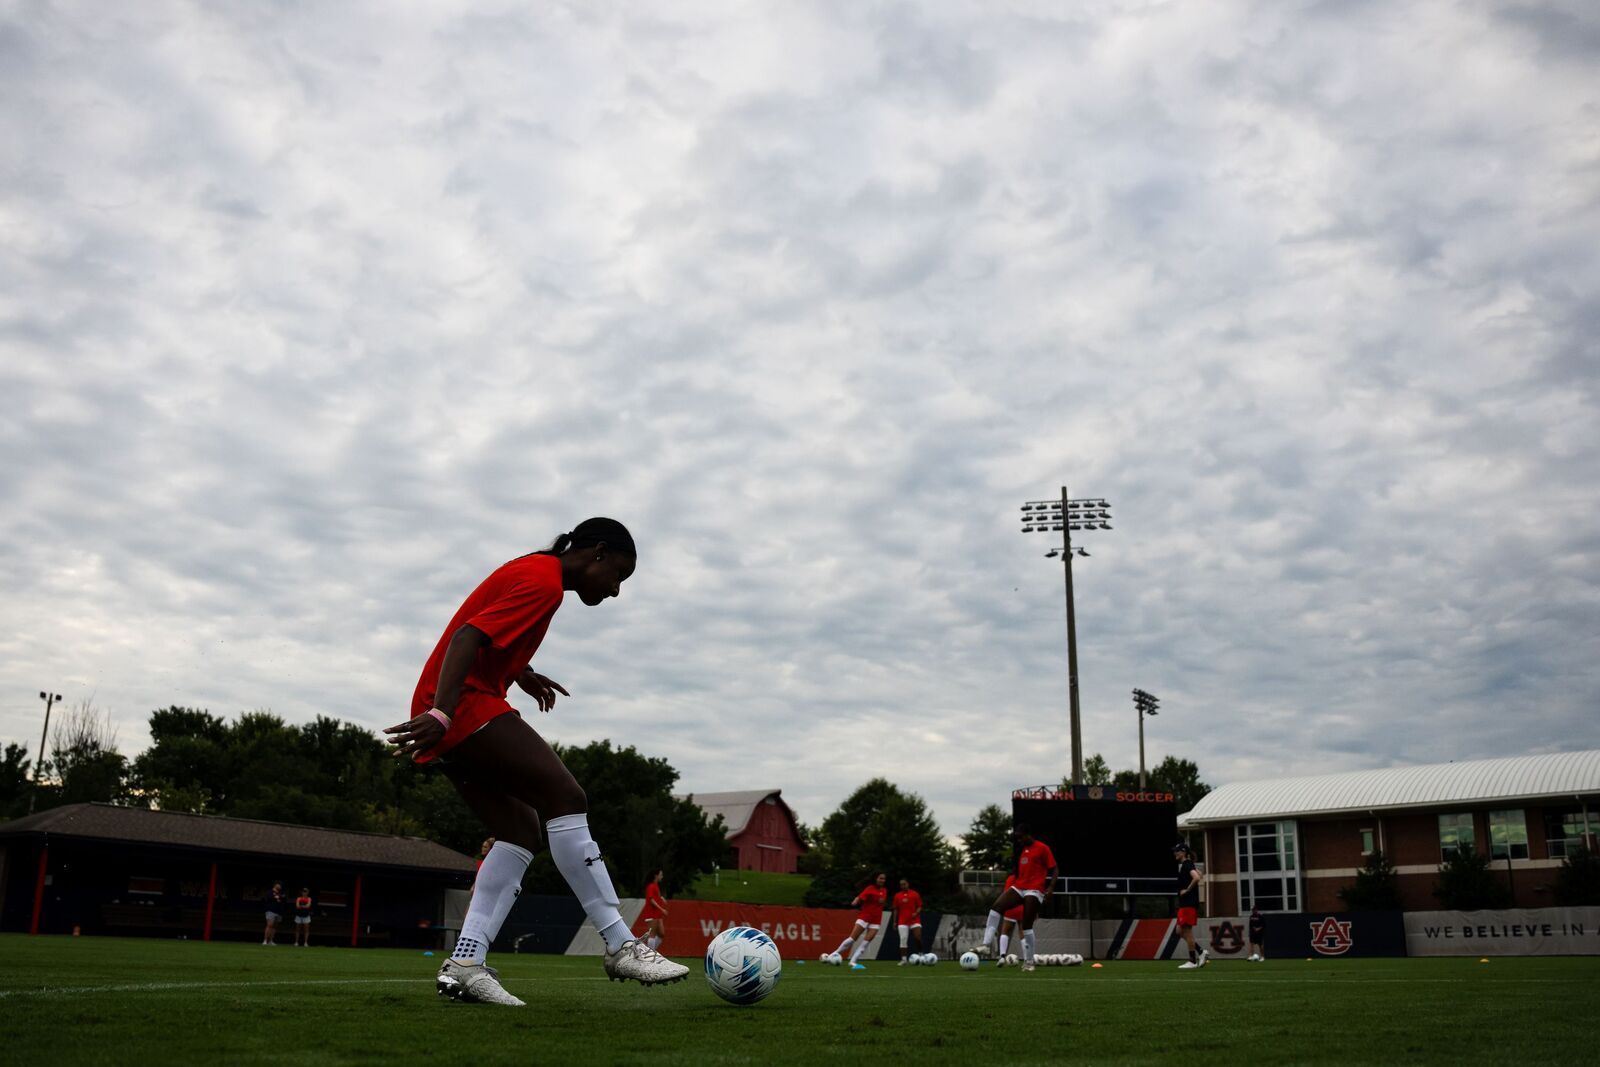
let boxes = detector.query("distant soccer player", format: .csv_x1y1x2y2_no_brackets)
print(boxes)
385,518,688,1006
893,878,923,965
995,873,1024,965
293,887,313,946
830,872,888,970
1247,906,1266,962
475,837,496,872
1174,841,1209,969
637,868,668,952
974,825,1056,971
262,881,286,946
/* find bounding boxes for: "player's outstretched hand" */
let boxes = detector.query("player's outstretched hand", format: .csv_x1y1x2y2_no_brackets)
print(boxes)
385,712,446,760
517,670,570,712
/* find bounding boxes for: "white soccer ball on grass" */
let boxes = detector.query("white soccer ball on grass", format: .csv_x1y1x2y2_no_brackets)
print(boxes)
704,927,782,1006
959,951,980,970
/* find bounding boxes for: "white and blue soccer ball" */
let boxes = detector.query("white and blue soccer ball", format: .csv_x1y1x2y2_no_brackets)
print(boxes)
959,951,980,970
704,927,782,1005
924,953,938,965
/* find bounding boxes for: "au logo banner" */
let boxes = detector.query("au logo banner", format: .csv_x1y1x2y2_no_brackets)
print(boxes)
1309,916,1354,955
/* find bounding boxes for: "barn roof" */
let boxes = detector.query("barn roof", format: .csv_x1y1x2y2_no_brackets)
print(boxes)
679,789,799,841
0,803,475,873
1179,750,1600,827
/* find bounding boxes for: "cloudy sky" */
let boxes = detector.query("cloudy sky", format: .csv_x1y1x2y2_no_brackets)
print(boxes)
2,0,1596,838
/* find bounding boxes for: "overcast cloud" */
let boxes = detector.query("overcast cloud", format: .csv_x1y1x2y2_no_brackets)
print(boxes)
2,0,1596,838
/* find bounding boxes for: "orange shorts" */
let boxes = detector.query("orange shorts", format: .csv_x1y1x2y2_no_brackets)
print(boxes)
414,692,516,763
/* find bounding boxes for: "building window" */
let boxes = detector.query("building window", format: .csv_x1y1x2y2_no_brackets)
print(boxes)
1488,809,1529,860
1439,813,1475,860
1544,810,1594,859
1237,821,1299,913
1360,828,1375,856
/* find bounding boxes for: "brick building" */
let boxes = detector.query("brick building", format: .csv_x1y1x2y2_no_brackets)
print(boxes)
682,789,807,873
1178,750,1600,913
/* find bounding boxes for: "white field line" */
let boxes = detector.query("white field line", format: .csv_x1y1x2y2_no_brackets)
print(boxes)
0,976,616,999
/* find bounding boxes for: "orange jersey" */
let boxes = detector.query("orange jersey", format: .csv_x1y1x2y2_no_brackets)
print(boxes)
640,881,667,919
855,885,887,922
1014,840,1056,892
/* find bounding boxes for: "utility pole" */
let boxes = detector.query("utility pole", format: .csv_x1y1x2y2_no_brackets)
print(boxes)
1020,490,1113,785
29,690,63,814
1133,689,1160,789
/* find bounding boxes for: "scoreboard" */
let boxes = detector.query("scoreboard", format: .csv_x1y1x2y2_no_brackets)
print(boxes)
1012,785,1177,896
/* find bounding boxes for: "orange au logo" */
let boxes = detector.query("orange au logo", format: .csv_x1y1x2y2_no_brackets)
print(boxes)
1309,916,1353,955
1208,920,1245,955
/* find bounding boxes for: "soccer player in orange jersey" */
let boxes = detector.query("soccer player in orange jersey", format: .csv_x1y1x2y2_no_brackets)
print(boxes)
830,872,888,970
637,868,669,952
385,519,688,1006
893,878,924,965
973,824,1056,971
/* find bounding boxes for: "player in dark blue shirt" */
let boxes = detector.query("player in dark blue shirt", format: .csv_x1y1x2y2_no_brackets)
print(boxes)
1174,842,1208,969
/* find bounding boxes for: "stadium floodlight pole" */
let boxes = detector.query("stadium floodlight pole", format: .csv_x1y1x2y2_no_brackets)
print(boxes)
1022,487,1113,786
29,690,63,815
1132,689,1160,789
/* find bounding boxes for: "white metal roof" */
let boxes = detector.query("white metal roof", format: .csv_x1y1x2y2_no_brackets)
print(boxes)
676,789,786,838
1180,750,1600,827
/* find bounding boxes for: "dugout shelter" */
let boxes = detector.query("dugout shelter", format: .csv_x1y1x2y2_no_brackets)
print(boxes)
0,802,475,945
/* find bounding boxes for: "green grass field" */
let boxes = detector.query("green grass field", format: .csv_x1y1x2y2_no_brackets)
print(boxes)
1,935,1595,1066
685,869,813,905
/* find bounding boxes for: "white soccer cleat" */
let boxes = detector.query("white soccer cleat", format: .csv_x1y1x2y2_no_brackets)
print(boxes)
1178,960,1199,970
1021,960,1036,973
970,943,995,960
436,959,525,1006
1197,949,1210,968
604,940,690,986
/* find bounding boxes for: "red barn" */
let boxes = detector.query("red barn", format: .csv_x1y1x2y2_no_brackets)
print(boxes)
682,790,807,874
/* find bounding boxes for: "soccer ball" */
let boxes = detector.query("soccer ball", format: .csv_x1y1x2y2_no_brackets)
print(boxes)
704,927,782,1006
829,952,842,966
959,951,979,971
923,953,938,965
1003,953,1020,967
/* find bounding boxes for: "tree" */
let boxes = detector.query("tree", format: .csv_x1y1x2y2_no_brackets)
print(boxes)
49,701,128,806
805,779,955,907
1083,753,1112,786
0,742,31,818
962,804,1013,870
1553,846,1600,907
1147,756,1211,814
1434,845,1511,910
1338,849,1403,911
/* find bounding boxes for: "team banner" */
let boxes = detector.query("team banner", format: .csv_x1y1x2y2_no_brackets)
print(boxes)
563,899,870,957
1404,908,1600,956
1264,911,1407,958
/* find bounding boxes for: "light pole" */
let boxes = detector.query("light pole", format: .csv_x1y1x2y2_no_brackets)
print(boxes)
1133,688,1160,789
1020,489,1113,785
29,690,63,815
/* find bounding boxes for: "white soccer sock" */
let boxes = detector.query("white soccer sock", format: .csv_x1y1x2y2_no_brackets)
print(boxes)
849,936,869,964
982,910,1002,946
452,840,533,965
999,933,1010,956
1023,929,1036,963
545,813,631,953
647,935,661,951
835,936,856,956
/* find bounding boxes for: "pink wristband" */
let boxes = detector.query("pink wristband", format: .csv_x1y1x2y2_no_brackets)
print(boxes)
426,709,452,730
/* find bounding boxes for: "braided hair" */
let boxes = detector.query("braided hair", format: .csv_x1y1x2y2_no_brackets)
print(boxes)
545,517,636,558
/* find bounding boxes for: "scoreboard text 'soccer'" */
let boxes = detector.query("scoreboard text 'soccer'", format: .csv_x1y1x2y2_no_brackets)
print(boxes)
1012,785,1178,895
